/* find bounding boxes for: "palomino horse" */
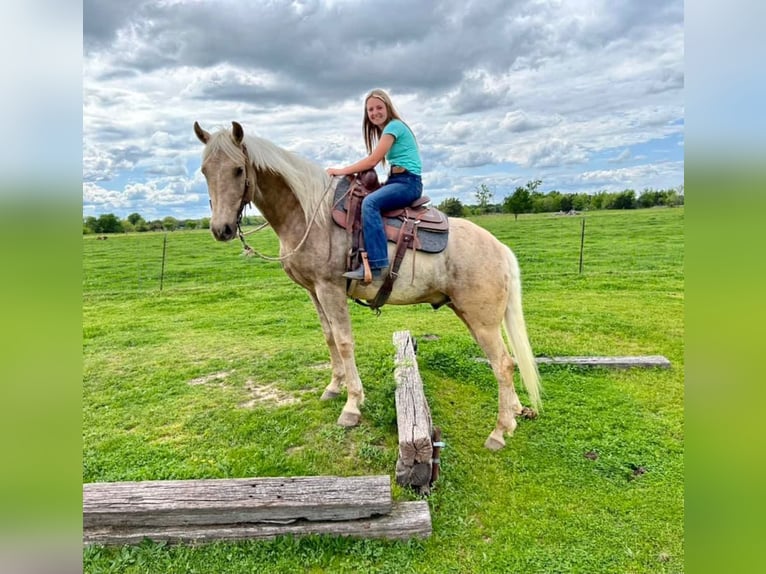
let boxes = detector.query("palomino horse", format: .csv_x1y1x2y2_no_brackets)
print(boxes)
194,121,541,450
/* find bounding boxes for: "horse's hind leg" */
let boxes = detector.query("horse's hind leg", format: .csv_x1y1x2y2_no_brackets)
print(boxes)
308,291,345,400
456,314,524,451
478,328,524,451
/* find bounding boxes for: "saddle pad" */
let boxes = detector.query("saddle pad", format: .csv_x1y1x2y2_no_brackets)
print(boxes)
332,177,450,254
383,217,449,253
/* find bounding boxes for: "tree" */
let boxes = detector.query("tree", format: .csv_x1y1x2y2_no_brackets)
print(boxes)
83,216,98,234
504,179,541,219
571,193,591,211
559,193,574,213
162,216,178,231
526,179,542,194
474,184,494,214
613,189,636,209
638,188,661,208
503,187,531,220
96,213,123,234
591,191,611,210
541,190,563,213
127,212,144,225
438,197,465,217
662,189,682,207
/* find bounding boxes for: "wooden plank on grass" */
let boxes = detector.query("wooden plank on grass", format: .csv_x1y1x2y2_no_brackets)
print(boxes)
473,355,671,369
83,475,392,528
534,355,671,369
83,501,432,545
393,331,433,490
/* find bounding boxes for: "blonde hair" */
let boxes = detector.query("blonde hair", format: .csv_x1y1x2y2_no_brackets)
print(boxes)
362,89,414,161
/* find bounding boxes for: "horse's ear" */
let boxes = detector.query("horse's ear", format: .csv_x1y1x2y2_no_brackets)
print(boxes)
194,121,210,144
232,121,244,145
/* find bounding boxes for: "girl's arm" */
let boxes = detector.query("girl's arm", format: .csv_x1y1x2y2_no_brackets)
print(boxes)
326,134,394,176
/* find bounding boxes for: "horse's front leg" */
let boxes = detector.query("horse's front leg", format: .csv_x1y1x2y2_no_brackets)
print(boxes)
307,291,345,400
313,283,364,427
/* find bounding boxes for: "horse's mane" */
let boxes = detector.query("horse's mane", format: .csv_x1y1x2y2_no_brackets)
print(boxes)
203,128,333,226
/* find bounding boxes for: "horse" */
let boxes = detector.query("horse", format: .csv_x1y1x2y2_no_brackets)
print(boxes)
193,121,541,451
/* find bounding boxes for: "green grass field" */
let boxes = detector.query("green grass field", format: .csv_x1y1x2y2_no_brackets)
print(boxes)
83,207,684,573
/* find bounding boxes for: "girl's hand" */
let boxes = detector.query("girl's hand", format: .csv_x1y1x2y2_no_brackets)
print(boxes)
326,167,341,176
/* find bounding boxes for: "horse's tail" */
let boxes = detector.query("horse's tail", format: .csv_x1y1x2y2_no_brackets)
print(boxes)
502,246,542,411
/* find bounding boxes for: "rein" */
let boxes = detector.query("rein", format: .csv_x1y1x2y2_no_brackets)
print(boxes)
234,144,337,261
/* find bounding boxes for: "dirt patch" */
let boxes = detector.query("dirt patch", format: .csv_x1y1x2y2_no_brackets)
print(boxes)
188,371,304,408
238,380,302,409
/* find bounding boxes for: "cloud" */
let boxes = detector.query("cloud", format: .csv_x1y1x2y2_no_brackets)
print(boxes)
571,160,684,190
446,70,512,114
525,139,589,168
82,0,685,217
609,149,632,163
501,111,560,133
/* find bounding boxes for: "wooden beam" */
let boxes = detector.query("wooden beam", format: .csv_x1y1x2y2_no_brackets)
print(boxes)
393,331,433,491
535,355,671,368
83,475,392,528
83,501,432,545
473,355,671,369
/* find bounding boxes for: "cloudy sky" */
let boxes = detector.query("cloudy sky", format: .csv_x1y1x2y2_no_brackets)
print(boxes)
83,0,684,221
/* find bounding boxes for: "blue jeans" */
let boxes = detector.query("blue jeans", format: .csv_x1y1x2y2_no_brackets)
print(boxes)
361,171,423,269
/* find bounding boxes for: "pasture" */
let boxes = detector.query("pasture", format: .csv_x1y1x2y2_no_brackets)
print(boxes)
83,207,684,573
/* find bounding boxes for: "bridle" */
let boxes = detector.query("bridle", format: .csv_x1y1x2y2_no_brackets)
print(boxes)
206,141,256,249
234,142,255,236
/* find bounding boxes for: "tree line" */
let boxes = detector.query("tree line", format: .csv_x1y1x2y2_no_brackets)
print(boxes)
82,213,268,235
83,183,683,234
437,181,684,218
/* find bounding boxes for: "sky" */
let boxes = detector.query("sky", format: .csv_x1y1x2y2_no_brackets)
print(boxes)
82,0,685,221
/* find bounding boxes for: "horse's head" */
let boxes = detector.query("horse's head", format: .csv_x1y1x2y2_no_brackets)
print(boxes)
194,121,253,242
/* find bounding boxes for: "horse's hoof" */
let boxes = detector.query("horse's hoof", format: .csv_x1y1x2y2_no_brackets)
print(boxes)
521,407,537,420
484,435,505,451
321,389,341,401
337,410,361,427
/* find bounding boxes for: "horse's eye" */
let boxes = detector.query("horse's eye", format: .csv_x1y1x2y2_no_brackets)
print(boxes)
235,167,244,177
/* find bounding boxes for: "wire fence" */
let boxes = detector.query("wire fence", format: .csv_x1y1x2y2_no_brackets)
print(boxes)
83,210,684,296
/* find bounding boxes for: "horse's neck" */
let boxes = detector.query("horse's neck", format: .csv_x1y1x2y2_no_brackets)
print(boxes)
252,169,309,245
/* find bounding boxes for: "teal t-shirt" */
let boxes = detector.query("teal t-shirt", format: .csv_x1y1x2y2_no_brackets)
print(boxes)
382,119,421,175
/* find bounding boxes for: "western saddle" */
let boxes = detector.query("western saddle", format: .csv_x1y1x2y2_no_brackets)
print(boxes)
331,169,450,311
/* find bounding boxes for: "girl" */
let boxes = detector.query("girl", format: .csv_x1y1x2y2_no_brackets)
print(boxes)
326,89,423,280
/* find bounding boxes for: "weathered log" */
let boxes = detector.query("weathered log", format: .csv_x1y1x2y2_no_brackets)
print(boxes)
473,355,672,369
83,501,432,545
535,355,671,368
393,331,433,490
83,475,391,528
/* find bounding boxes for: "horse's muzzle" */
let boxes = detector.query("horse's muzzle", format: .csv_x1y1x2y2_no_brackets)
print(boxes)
211,222,237,242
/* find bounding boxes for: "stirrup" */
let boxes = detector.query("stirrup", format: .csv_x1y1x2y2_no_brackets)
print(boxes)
343,265,368,281
343,265,386,282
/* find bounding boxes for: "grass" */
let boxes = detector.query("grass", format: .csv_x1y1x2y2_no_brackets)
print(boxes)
83,207,684,573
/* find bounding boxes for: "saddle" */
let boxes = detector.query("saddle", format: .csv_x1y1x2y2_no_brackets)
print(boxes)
331,170,450,310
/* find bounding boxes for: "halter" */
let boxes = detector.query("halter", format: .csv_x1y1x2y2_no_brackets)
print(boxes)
235,142,255,233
